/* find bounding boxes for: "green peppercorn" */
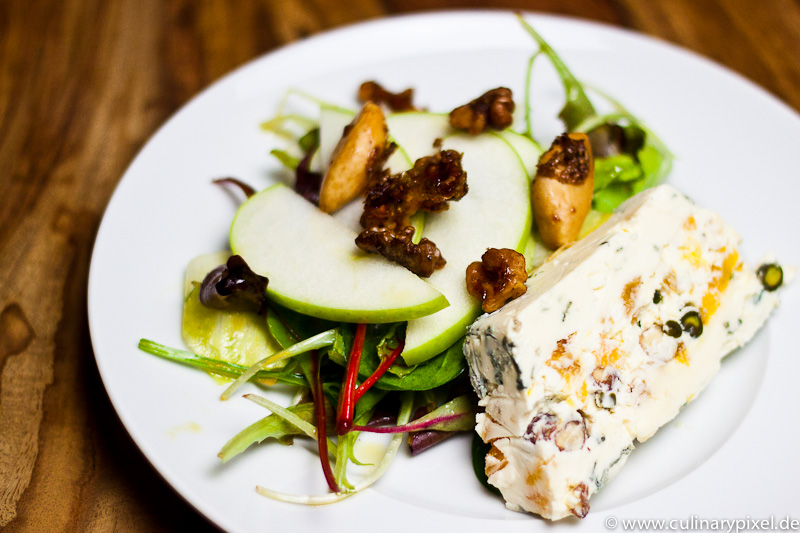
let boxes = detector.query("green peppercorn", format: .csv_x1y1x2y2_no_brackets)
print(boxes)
680,311,703,338
595,391,616,409
653,290,662,304
662,320,682,338
756,263,783,292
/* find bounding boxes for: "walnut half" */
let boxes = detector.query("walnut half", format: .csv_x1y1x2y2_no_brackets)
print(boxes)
449,87,515,135
466,248,527,313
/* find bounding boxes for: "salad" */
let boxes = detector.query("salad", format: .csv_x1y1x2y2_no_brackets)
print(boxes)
138,16,673,505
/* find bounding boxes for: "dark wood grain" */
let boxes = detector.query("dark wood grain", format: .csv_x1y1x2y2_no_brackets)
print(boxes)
1,0,798,530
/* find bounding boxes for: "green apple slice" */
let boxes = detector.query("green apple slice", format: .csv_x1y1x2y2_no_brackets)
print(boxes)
385,112,453,161
230,183,448,323
494,129,542,180
181,251,284,370
318,104,355,172
402,133,531,365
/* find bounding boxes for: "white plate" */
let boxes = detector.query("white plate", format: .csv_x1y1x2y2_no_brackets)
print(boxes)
88,11,800,532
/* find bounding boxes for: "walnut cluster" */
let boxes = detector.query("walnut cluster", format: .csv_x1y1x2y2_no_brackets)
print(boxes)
449,87,515,135
356,149,468,277
358,80,416,112
536,133,591,184
356,226,445,278
465,248,527,313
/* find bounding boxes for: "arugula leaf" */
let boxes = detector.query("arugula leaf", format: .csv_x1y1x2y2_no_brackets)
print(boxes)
518,16,674,211
269,149,300,171
182,284,282,370
411,394,475,432
518,15,596,132
220,329,338,401
138,339,307,387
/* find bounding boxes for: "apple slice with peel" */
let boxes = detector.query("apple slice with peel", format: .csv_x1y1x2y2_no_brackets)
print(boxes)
385,112,452,161
494,129,542,179
402,133,531,365
230,183,448,323
318,104,355,170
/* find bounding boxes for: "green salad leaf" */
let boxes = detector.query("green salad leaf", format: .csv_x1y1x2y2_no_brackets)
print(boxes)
217,402,319,463
269,149,300,170
138,339,307,387
518,15,673,213
471,432,502,496
266,303,336,348
329,324,466,391
518,16,596,131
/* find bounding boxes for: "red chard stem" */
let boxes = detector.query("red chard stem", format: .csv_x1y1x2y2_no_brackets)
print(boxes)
354,338,404,402
336,323,367,435
311,350,339,493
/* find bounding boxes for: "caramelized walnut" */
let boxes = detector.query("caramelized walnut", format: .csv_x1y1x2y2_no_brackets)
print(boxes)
536,133,591,185
358,80,416,112
361,149,468,230
357,150,468,276
466,248,527,313
449,87,515,135
356,226,446,278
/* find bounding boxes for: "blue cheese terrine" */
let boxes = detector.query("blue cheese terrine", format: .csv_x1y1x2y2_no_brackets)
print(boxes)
464,184,786,520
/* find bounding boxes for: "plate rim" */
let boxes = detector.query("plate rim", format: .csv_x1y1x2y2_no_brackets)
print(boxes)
87,9,800,532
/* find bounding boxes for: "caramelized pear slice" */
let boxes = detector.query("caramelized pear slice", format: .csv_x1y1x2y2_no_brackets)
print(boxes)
531,132,594,249
319,102,387,213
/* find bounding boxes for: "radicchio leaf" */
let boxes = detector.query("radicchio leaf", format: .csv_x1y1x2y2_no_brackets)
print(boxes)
295,149,323,205
199,255,268,314
212,177,257,198
408,428,455,456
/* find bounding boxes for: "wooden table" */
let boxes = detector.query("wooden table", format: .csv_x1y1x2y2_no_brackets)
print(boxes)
1,1,798,530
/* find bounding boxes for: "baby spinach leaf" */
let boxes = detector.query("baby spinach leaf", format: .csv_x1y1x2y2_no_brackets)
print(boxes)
266,303,336,348
471,432,502,496
594,154,642,190
376,342,466,391
330,325,466,391
633,140,673,194
593,182,634,212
